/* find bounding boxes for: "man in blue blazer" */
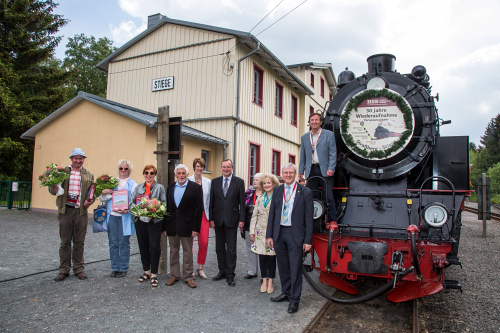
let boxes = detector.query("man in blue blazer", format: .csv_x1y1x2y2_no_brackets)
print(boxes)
266,164,313,313
299,112,337,221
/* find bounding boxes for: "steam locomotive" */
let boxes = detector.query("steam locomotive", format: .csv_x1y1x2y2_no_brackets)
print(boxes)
304,54,470,303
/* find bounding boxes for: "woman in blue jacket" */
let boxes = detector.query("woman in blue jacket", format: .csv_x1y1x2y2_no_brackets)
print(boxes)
101,159,137,278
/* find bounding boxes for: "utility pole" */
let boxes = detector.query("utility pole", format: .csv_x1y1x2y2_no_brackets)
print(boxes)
156,106,170,186
155,105,169,274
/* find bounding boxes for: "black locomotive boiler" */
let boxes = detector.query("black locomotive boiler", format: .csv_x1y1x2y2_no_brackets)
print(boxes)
304,54,470,303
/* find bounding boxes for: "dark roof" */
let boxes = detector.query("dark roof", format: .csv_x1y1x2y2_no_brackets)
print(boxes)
287,62,337,88
21,91,228,145
96,15,313,95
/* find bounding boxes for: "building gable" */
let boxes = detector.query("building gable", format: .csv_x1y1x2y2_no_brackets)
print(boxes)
113,22,233,63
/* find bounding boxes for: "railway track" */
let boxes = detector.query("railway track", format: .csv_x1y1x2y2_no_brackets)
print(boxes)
304,294,420,333
463,206,500,221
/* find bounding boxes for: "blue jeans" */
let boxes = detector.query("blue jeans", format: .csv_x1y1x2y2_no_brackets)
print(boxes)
107,215,130,272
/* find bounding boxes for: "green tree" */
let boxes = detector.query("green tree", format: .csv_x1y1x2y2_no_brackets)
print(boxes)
470,114,500,185
0,0,67,180
63,33,115,98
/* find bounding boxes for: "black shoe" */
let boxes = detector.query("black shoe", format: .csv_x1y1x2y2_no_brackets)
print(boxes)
227,277,235,287
287,302,299,313
54,273,69,282
110,271,118,278
115,271,127,278
244,274,257,279
271,293,289,302
212,272,226,281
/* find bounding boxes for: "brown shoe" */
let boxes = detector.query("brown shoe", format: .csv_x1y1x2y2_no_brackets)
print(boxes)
54,273,69,282
75,272,88,280
186,279,197,288
165,276,178,286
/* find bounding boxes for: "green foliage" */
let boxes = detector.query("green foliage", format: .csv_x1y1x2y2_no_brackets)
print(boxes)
340,89,413,159
0,0,67,180
487,162,500,195
470,114,500,186
62,33,115,98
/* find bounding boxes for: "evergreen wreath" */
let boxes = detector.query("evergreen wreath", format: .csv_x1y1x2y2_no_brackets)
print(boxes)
340,89,413,159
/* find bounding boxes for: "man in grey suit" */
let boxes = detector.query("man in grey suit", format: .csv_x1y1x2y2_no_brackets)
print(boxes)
299,112,337,221
266,164,313,313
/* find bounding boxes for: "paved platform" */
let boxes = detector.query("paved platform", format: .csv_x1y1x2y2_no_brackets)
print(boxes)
0,209,325,333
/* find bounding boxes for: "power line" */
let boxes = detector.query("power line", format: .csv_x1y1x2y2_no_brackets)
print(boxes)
255,0,311,36
248,0,287,33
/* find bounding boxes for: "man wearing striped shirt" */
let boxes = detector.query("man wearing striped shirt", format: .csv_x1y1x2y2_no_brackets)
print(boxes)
49,148,95,281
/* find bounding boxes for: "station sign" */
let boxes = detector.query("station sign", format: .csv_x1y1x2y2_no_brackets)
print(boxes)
152,76,174,92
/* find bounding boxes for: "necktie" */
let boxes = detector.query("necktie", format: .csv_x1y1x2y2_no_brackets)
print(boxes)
223,178,229,196
282,185,292,225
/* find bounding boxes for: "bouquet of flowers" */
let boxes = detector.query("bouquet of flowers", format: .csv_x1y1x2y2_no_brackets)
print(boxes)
95,175,120,197
131,198,166,222
39,163,69,187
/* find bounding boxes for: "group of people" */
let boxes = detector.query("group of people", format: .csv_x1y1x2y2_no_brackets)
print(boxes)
48,112,337,314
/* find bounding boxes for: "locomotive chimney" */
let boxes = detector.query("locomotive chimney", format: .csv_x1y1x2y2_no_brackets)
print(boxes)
367,54,396,74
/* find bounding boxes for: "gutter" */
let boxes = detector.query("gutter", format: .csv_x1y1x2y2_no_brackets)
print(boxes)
233,42,260,171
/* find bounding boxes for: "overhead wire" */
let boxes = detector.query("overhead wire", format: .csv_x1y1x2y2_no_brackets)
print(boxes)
248,0,287,33
255,0,311,36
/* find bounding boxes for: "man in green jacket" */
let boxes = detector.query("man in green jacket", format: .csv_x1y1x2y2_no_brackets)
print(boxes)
49,148,95,281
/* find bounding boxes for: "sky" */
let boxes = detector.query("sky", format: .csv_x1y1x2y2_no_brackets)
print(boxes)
54,0,500,145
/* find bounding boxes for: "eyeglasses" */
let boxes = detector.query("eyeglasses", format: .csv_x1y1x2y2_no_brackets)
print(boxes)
143,171,156,175
119,167,129,171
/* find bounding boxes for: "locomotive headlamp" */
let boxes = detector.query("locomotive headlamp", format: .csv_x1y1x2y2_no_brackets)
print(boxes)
423,203,448,228
367,77,387,90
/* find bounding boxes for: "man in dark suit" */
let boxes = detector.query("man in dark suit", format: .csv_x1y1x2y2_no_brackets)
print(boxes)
209,159,245,286
266,163,313,313
164,164,203,288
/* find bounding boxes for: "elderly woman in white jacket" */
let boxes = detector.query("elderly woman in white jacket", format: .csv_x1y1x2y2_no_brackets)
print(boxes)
188,157,211,279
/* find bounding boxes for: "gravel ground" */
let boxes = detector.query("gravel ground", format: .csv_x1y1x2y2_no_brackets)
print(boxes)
308,211,500,333
0,209,325,333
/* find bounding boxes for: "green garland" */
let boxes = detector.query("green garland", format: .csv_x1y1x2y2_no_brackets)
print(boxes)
340,89,413,159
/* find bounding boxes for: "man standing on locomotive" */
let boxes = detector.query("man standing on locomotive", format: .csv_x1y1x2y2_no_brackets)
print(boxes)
299,112,337,221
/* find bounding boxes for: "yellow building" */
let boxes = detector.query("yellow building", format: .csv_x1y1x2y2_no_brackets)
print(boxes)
23,13,336,211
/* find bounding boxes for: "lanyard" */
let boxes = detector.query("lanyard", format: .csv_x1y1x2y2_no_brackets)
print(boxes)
263,192,272,208
310,129,322,151
283,183,297,203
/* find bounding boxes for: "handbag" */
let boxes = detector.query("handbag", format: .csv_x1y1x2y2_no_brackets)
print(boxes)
92,204,108,233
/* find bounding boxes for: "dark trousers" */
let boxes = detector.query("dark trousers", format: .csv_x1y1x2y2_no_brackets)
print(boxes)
58,207,88,274
214,225,237,278
135,221,162,274
275,227,303,303
309,164,336,221
259,254,276,278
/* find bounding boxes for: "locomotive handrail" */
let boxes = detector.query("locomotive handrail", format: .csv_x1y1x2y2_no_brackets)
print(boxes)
418,176,457,223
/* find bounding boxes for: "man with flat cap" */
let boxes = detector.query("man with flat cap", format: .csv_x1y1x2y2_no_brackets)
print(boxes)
49,148,95,281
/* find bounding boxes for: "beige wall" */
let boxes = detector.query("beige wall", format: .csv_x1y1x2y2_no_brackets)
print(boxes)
180,136,223,179
238,52,303,144
234,123,300,186
106,25,237,118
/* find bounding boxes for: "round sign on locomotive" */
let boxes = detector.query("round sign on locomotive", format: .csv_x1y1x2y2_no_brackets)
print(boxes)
304,54,469,303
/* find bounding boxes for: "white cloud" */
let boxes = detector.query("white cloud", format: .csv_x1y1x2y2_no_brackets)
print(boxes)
109,20,146,45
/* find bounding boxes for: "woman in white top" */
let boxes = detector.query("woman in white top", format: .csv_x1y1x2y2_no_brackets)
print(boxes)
188,157,211,279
